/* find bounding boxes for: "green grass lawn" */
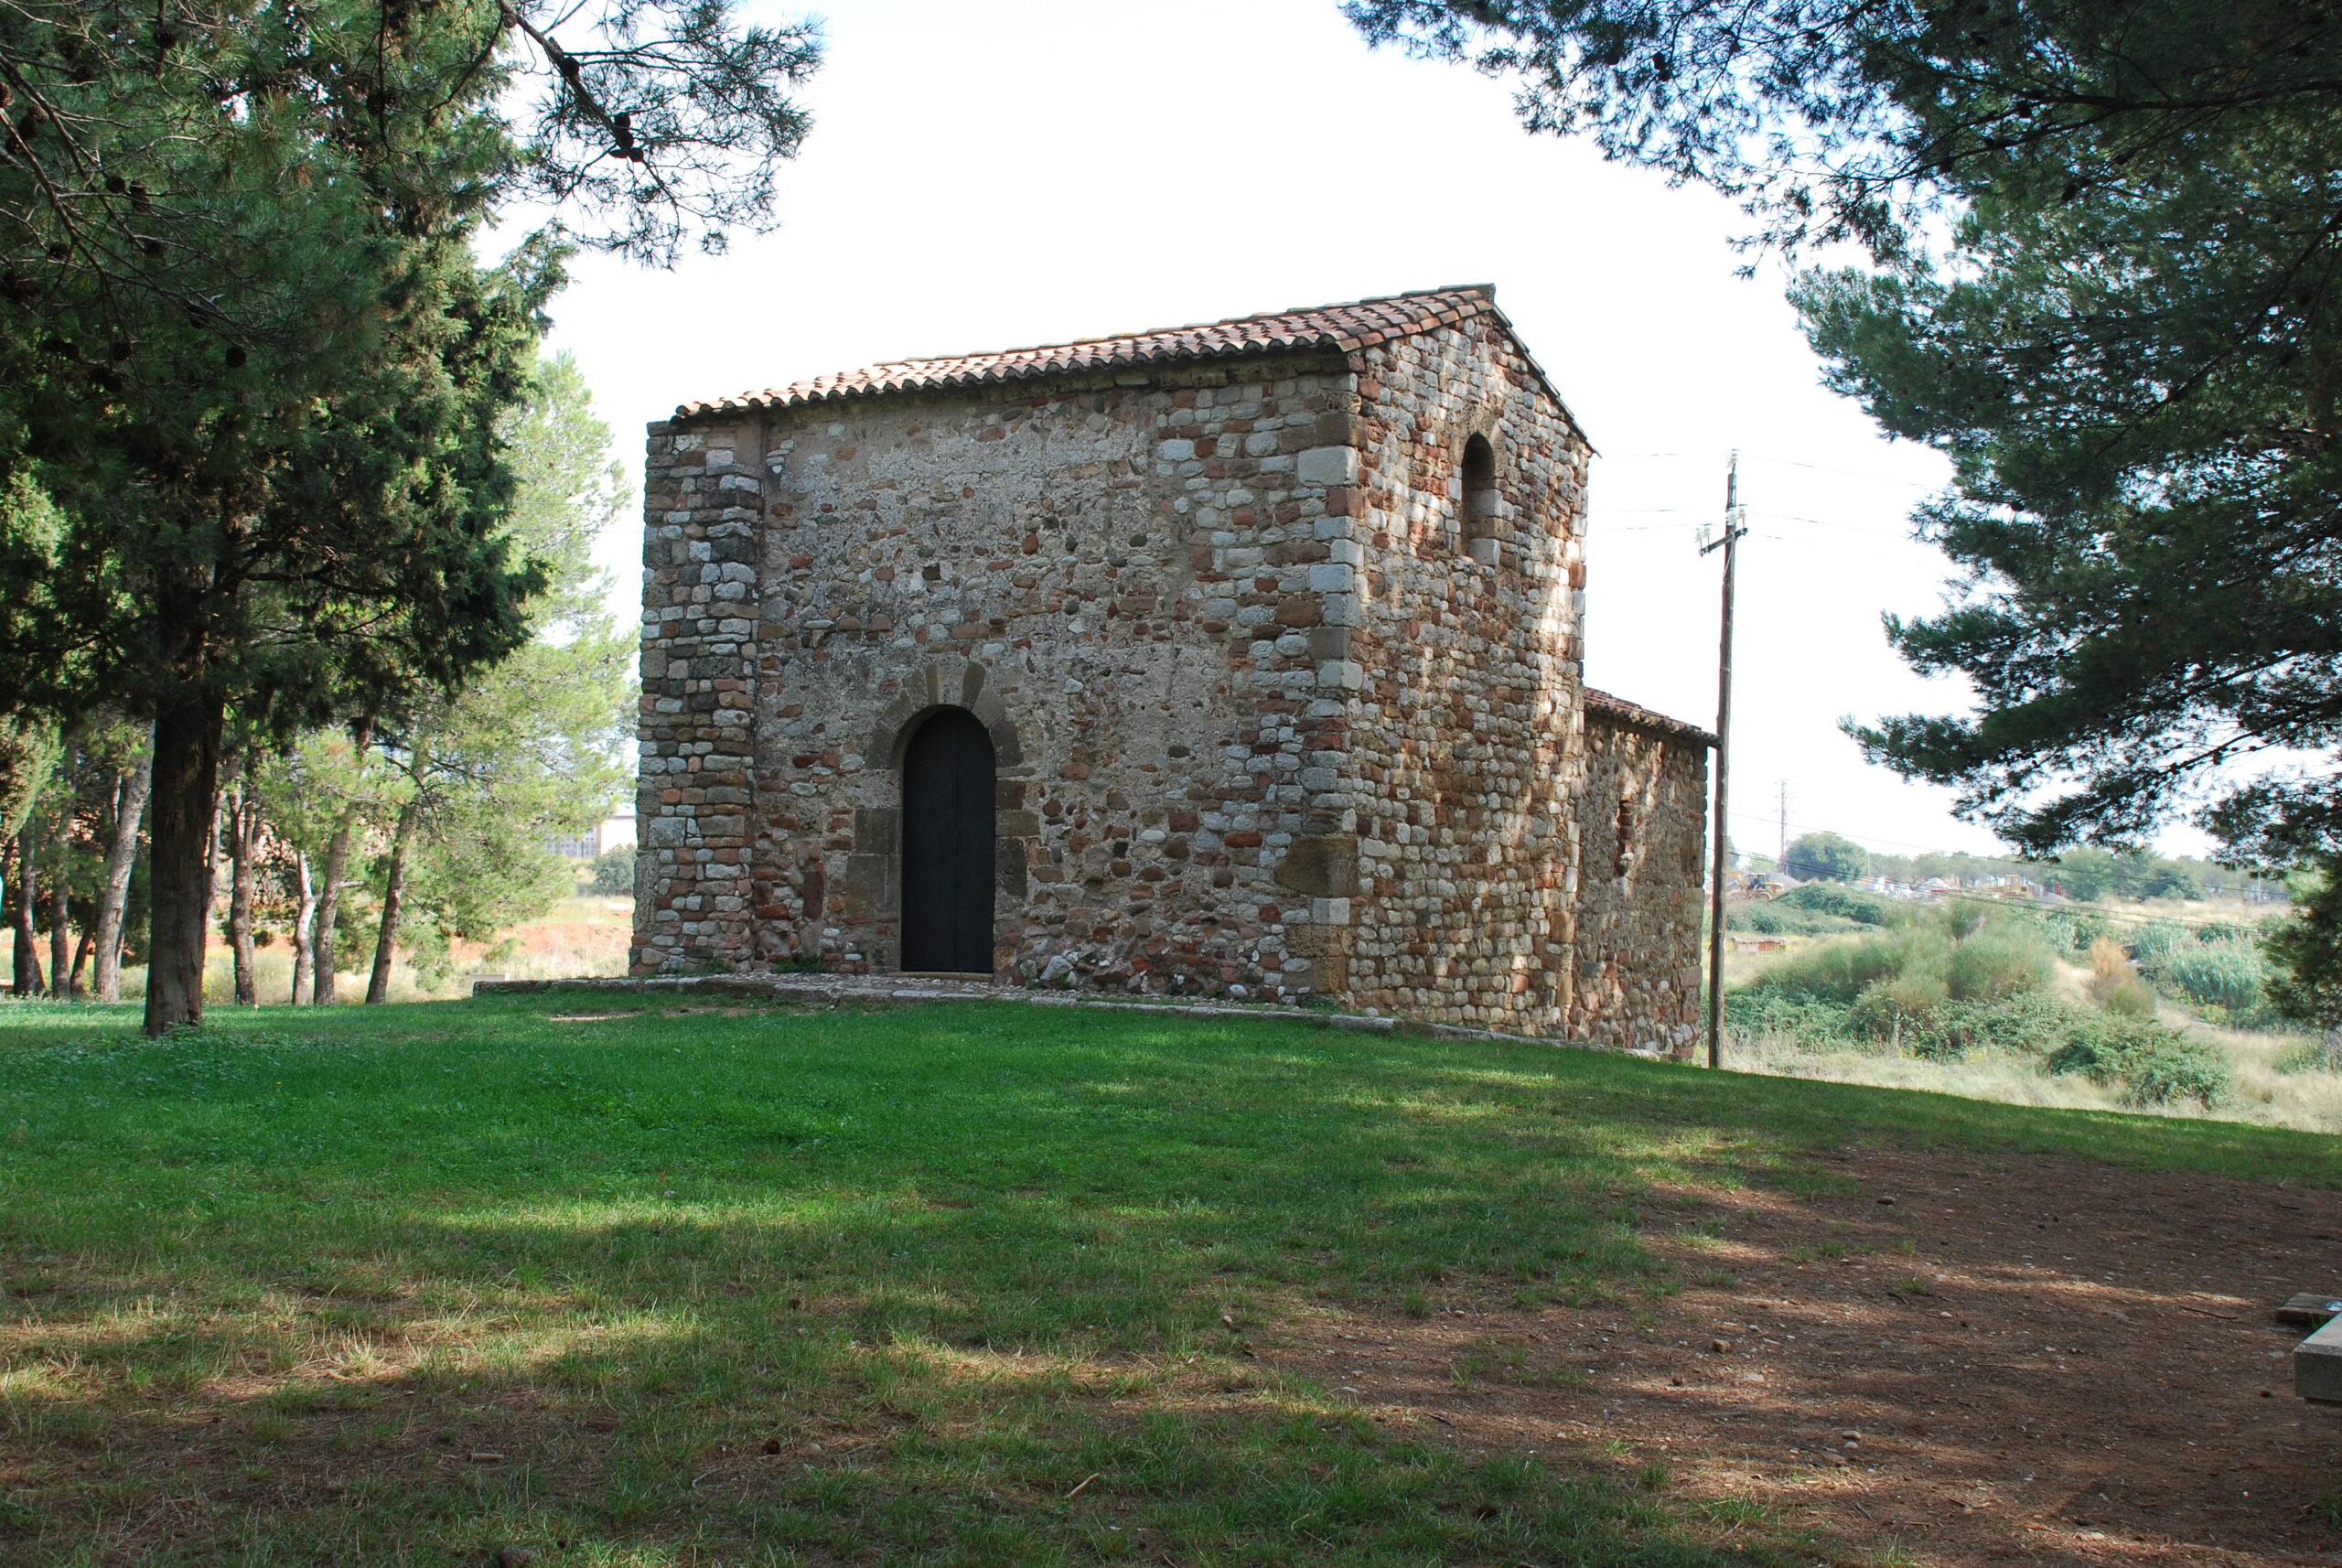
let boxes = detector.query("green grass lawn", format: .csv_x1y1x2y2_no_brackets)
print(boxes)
0,993,2335,1566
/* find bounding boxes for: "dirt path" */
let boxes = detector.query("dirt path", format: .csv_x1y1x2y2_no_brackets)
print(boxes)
1267,1145,2342,1566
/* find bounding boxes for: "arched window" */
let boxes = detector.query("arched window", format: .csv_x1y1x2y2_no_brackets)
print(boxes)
1613,794,1638,882
1461,434,1499,565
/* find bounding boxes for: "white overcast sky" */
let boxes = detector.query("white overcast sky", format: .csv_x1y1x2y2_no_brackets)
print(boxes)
539,0,2197,864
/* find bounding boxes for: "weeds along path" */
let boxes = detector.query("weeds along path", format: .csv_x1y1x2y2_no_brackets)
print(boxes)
0,993,2337,1564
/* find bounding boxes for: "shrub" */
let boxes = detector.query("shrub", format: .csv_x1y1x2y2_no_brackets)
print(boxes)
1730,901,1853,936
1724,988,1857,1047
1851,972,1947,1043
2124,1039,2234,1107
1776,884,1890,925
2156,940,2266,1016
2044,907,2112,953
2085,937,2132,997
2100,976,2160,1017
1734,975,2071,1062
1943,903,1987,942
587,846,637,897
2046,1014,2231,1106
1945,929,2055,1002
2275,1035,2342,1074
2129,918,2186,970
1922,992,2070,1059
2047,1013,2162,1080
1749,931,1932,1005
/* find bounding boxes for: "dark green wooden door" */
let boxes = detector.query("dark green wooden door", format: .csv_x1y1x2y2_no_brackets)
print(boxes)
901,708,994,973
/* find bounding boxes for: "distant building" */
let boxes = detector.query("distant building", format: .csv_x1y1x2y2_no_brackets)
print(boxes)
548,810,638,860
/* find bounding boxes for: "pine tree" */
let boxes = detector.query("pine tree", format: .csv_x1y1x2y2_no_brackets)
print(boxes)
0,0,819,1030
364,354,634,999
1349,2,2342,861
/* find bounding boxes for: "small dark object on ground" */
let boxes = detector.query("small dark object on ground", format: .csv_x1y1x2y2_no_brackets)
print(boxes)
2276,1291,2342,1326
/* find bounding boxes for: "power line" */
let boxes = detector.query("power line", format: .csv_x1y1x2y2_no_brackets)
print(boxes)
1742,455,1943,490
1597,450,1947,493
1747,507,1912,538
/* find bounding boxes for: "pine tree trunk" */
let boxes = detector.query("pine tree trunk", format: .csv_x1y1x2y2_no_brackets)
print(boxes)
92,739,154,1004
312,822,349,1005
366,800,418,1004
143,692,223,1036
309,716,372,1007
9,834,43,996
228,785,258,1007
48,799,70,997
290,852,315,1005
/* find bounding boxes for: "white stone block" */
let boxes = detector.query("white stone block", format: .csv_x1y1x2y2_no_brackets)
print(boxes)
1318,660,1366,690
1311,897,1352,927
1157,438,1196,461
1307,562,1356,594
1296,446,1359,487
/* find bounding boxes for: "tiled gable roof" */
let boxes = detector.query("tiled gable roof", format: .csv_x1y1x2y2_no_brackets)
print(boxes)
673,285,1574,425
1585,688,1716,748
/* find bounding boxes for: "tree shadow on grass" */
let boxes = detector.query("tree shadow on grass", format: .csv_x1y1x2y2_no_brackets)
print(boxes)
0,1199,1810,1565
14,991,2300,1563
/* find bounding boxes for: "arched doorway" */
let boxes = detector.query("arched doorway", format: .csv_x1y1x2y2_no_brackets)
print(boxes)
900,706,995,973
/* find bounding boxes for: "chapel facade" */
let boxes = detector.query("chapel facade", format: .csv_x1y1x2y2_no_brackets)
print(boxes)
631,286,1713,1051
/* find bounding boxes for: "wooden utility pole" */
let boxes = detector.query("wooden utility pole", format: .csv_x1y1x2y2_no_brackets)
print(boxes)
1777,781,1789,875
1701,454,1747,1070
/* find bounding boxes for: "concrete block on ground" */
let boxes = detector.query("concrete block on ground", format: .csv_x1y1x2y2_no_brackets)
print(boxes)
2296,1313,2342,1403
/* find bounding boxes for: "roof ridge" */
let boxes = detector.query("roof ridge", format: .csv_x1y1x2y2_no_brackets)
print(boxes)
908,284,1499,366
672,284,1503,422
1585,687,1716,748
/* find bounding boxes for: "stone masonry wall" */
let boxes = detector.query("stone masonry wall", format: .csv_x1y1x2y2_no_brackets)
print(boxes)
634,421,765,969
1571,711,1710,1052
633,354,1373,995
633,315,1709,1053
1338,317,1595,1033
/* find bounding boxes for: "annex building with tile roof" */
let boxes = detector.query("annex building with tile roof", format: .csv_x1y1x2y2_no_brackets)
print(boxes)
632,286,1712,1051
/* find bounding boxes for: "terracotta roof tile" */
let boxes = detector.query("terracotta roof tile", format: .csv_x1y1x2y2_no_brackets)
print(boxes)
672,285,1570,422
1585,688,1716,748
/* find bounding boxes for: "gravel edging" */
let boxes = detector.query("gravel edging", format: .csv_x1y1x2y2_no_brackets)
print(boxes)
467,974,1671,1059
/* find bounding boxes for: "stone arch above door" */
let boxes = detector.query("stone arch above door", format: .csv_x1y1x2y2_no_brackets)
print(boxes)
868,656,1022,768
845,658,1030,967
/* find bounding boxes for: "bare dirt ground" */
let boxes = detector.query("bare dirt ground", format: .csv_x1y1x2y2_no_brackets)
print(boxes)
1269,1145,2342,1566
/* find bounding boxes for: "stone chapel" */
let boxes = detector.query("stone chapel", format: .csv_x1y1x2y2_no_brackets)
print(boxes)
631,285,1713,1051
